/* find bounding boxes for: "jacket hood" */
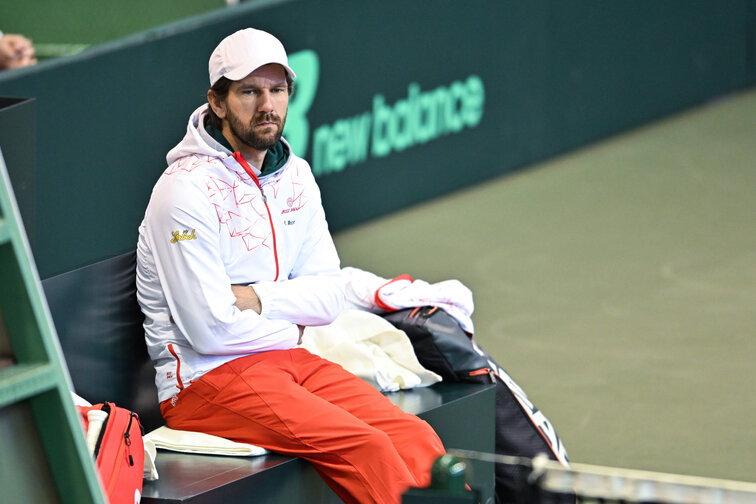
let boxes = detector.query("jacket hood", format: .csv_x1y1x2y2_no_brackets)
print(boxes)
166,104,232,166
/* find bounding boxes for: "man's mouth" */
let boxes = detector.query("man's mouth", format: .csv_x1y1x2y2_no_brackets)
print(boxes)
254,115,279,129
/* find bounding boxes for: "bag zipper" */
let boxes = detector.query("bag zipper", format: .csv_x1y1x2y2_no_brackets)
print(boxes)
105,430,129,494
124,412,135,467
105,409,142,495
468,367,496,383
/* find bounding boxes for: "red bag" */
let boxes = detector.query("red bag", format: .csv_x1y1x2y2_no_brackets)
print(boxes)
79,402,145,504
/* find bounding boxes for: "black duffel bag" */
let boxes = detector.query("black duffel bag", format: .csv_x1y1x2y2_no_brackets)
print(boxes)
383,306,573,504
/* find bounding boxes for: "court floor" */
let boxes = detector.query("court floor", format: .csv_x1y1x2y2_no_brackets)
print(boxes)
333,87,756,483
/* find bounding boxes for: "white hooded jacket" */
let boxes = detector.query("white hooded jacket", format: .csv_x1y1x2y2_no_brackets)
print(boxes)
136,105,345,402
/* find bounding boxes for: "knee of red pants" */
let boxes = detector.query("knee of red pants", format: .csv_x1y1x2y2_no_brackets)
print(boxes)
311,425,416,504
399,416,446,488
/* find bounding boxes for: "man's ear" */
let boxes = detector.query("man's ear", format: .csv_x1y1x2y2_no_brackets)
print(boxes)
207,90,227,119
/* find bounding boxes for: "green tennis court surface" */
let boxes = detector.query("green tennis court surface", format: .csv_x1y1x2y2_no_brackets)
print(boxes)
334,88,756,484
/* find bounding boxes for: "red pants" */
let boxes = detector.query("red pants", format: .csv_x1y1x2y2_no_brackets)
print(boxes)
161,348,445,504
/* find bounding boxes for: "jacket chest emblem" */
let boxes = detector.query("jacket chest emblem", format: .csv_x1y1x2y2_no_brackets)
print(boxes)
171,229,197,243
282,185,305,214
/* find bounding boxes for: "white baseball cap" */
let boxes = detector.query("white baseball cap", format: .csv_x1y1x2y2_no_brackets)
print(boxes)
208,28,296,86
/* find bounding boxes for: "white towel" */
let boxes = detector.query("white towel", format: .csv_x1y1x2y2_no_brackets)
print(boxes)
144,425,267,457
302,309,441,392
143,439,159,480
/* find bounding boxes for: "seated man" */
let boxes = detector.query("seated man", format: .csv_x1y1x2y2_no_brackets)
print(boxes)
135,28,445,504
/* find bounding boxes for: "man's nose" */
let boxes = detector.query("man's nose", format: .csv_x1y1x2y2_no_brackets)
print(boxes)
258,90,274,112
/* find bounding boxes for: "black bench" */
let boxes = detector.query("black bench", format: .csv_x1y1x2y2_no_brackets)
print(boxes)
43,251,495,503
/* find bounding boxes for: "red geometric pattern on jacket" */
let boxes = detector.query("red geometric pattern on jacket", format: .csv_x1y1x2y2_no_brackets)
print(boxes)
164,155,307,252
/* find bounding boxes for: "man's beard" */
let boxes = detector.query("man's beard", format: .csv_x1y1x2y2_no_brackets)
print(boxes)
227,109,286,151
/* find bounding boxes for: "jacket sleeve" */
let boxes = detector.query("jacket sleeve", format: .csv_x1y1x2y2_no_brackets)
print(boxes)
143,175,299,355
252,172,345,326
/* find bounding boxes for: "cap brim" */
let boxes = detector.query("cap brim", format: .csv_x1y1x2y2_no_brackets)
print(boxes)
223,62,296,82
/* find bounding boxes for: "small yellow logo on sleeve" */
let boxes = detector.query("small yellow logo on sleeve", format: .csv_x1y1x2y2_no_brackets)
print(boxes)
170,229,197,243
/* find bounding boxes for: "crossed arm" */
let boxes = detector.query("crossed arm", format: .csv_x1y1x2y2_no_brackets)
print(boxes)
144,175,342,355
230,284,262,314
231,284,306,344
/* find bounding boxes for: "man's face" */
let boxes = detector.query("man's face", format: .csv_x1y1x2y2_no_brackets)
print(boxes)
222,64,289,152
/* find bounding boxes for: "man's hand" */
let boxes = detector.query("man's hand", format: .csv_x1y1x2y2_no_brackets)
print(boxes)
231,284,262,314
231,285,305,344
0,34,37,70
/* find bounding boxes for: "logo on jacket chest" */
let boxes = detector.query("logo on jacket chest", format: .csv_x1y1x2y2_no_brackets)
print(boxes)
281,206,303,214
281,194,304,214
170,229,197,243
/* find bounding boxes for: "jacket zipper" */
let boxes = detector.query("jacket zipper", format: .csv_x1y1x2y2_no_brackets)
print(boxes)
232,152,280,281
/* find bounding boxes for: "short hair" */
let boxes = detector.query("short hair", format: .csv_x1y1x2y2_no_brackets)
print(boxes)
206,74,294,130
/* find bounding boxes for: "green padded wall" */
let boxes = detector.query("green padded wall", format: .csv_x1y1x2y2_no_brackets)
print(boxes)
0,0,754,278
0,0,225,47
0,98,36,247
0,99,106,504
